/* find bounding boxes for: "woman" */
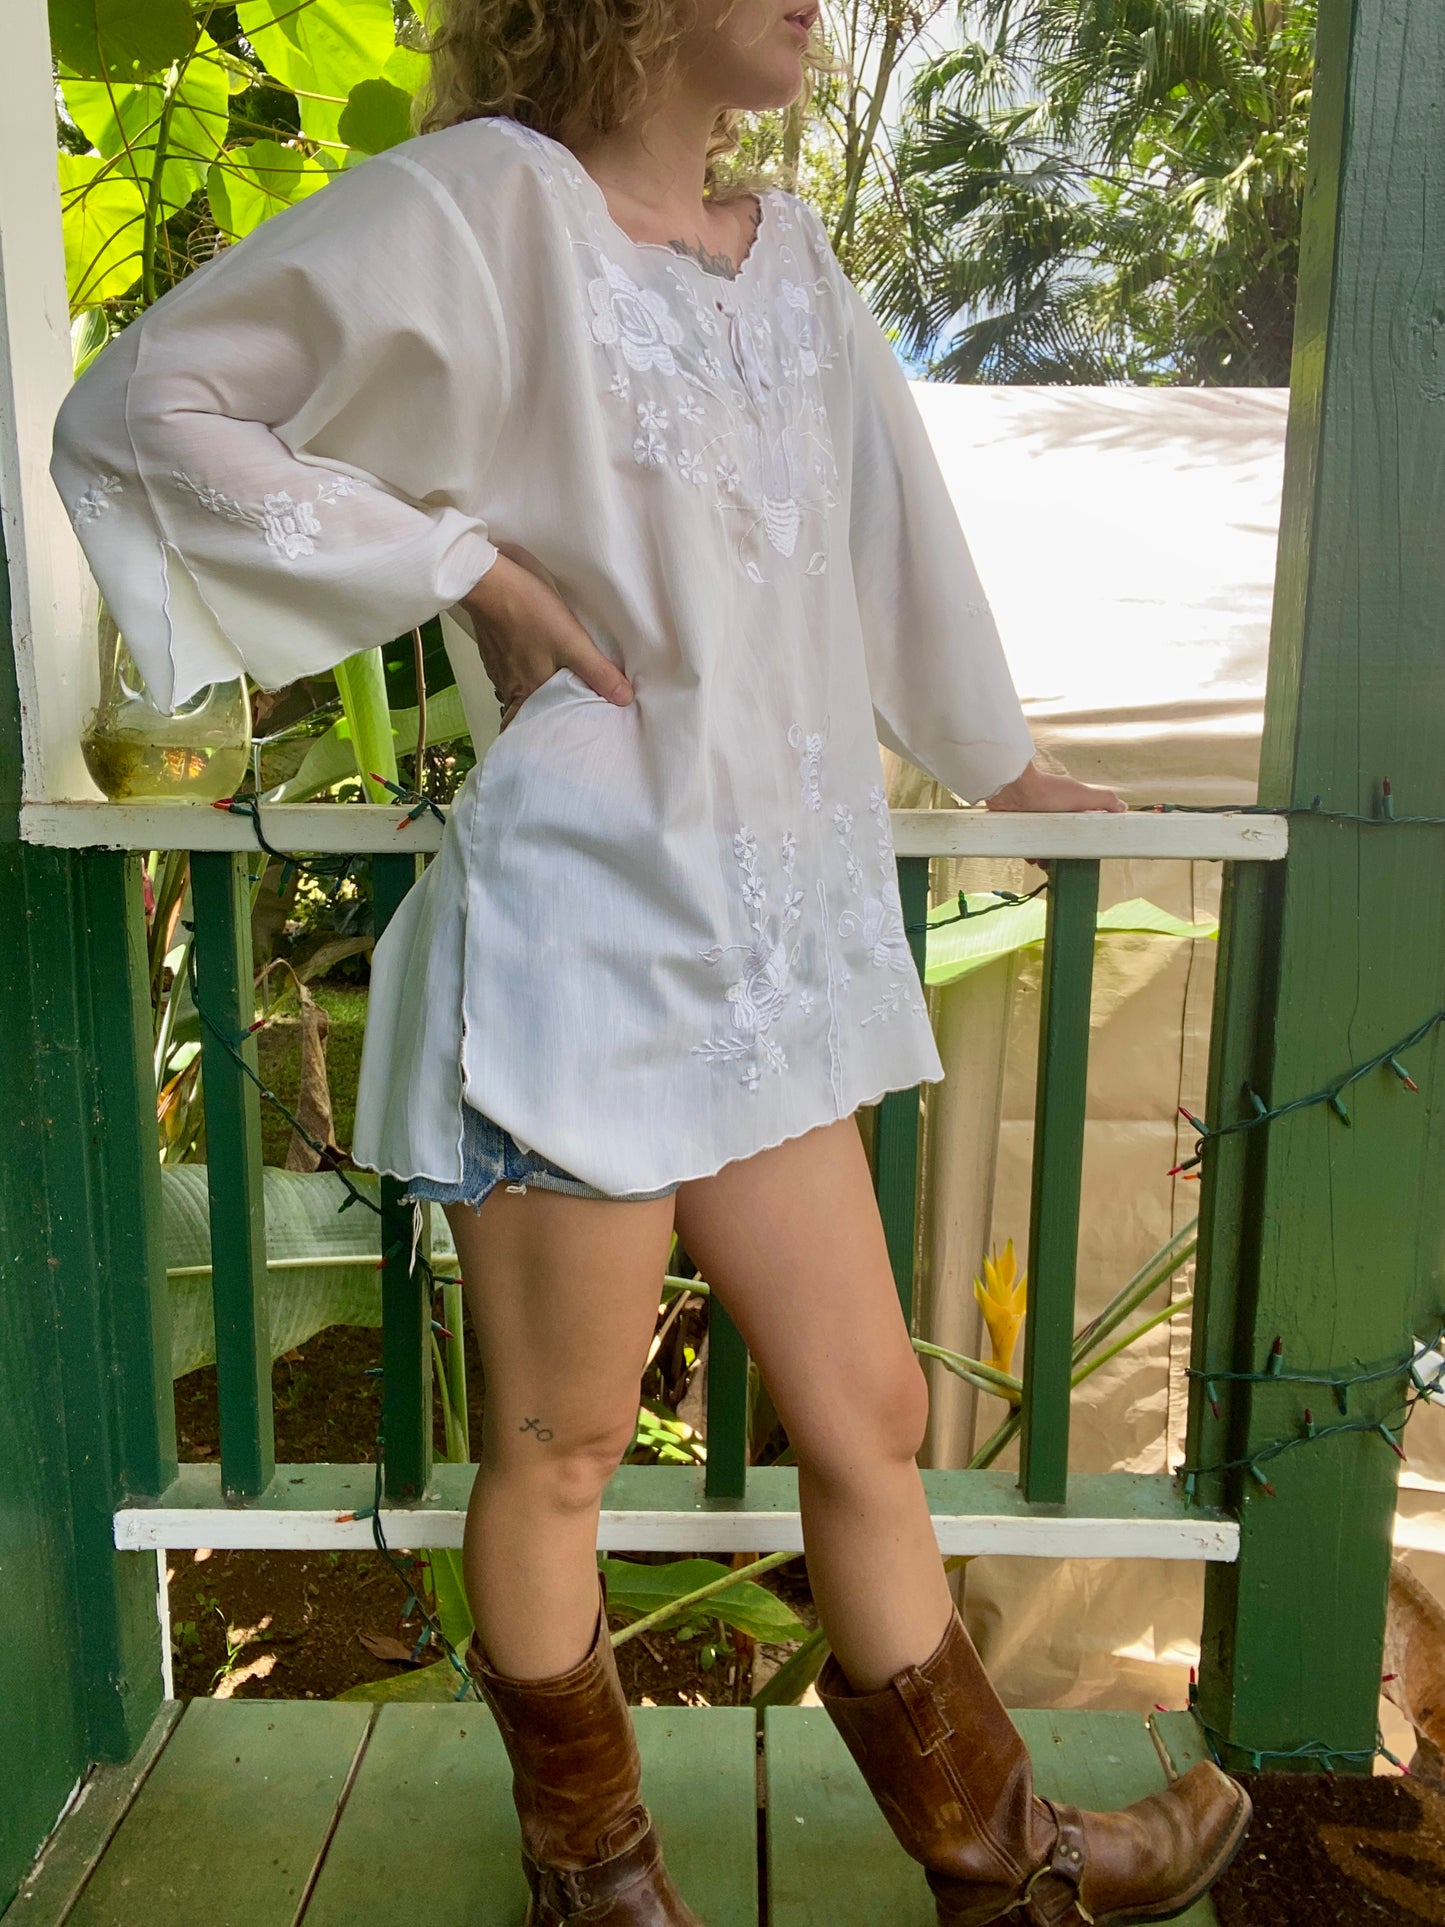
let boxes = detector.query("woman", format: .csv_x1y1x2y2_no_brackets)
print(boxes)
52,2,1250,1921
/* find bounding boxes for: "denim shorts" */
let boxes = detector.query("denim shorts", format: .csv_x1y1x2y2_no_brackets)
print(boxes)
400,1104,678,1211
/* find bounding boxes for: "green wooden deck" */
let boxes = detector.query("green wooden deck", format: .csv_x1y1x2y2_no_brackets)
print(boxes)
6,1702,1218,1925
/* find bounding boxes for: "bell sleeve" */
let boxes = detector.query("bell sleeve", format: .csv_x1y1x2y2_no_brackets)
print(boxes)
51,149,507,713
840,277,1036,804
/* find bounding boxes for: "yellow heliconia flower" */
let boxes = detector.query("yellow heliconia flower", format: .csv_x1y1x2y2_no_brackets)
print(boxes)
974,1239,1028,1378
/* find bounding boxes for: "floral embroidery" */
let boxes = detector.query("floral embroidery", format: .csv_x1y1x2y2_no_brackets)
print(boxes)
573,184,841,586
489,118,585,193
776,279,824,378
588,259,684,374
788,720,827,813
694,828,804,1091
832,789,920,1024
171,469,362,561
71,474,123,525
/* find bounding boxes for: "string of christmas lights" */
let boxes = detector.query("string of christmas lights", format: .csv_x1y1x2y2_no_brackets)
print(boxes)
904,879,1049,939
1177,1323,1445,1500
1151,777,1445,828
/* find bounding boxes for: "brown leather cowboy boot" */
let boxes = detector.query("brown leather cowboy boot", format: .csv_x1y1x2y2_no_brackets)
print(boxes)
817,1603,1251,1925
467,1569,703,1925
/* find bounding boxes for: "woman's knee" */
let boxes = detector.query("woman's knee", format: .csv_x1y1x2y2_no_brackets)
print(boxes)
479,1409,638,1514
791,1352,932,1478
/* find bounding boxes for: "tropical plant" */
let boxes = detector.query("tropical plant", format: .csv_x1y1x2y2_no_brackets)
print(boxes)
51,0,456,803
867,0,1314,383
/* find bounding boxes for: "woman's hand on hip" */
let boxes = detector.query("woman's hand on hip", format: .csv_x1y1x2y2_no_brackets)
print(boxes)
459,550,634,729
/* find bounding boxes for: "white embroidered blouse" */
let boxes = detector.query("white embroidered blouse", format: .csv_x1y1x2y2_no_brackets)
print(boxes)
51,115,1036,1196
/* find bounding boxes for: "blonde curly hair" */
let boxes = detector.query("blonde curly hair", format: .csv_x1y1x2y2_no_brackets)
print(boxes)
415,0,825,191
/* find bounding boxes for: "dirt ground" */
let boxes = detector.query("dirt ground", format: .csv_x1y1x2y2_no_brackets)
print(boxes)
1212,1770,1445,1924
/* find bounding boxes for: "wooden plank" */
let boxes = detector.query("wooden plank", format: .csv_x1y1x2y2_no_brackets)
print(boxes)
1149,1711,1218,1782
1196,0,1445,1771
189,851,274,1500
872,855,930,1324
372,855,432,1502
766,1707,1215,1927
114,1466,1238,1559
1019,859,1100,1503
703,1301,750,1501
67,1701,371,1927
20,800,1291,863
3,1703,182,1924
305,1703,756,1927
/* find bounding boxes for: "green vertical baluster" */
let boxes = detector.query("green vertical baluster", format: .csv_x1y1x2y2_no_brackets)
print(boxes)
873,854,931,1324
1018,858,1100,1504
190,850,274,1500
373,854,433,1501
705,1299,749,1500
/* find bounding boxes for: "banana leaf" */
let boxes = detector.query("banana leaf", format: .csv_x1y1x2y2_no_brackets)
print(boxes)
162,1164,458,1377
269,685,470,804
925,894,1217,988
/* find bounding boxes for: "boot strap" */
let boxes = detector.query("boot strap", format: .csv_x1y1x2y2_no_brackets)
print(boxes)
523,1815,663,1920
1019,1803,1095,1926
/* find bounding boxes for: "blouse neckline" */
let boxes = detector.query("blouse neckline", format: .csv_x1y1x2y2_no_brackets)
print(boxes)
501,118,771,288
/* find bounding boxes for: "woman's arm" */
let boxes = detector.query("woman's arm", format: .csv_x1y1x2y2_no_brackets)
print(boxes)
837,273,1121,814
51,149,505,713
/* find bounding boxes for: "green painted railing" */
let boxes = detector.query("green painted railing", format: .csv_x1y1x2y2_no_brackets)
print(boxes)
150,821,1267,1527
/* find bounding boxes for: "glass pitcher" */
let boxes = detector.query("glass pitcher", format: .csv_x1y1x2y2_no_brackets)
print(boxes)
81,600,252,803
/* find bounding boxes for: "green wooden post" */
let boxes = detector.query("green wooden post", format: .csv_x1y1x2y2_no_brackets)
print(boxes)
191,851,274,1500
1018,859,1100,1504
0,528,166,1801
373,854,433,1500
1195,0,1445,1768
704,1299,750,1501
873,854,931,1324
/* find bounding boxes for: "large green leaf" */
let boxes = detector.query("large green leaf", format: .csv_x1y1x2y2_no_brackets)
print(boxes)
337,1657,471,1702
269,684,469,803
162,1163,459,1377
599,1558,806,1644
61,39,231,230
337,78,415,155
207,139,330,242
924,892,1217,988
333,652,399,802
50,0,196,82
57,153,147,306
235,0,397,146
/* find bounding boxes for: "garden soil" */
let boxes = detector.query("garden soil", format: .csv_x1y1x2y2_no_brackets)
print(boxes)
1212,1771,1445,1923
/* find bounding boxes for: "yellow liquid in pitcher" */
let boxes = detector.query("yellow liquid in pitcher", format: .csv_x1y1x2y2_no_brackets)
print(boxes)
81,727,251,803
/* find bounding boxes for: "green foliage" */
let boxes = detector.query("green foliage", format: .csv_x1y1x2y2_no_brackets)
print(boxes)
599,1557,806,1645
50,0,196,83
925,893,1216,988
207,136,329,241
161,1161,462,1375
868,0,1314,384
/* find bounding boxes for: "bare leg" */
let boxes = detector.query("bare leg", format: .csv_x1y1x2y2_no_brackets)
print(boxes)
674,1116,953,1691
446,1186,676,1680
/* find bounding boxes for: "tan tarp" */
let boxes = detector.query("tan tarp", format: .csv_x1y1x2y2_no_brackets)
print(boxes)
896,384,1441,1731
